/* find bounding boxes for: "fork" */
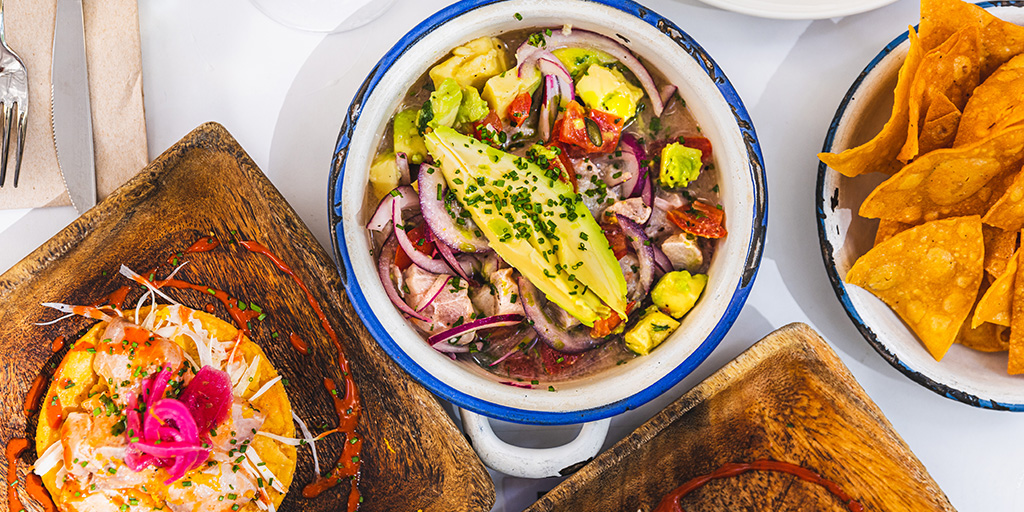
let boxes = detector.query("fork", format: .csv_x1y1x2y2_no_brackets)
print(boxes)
0,0,28,187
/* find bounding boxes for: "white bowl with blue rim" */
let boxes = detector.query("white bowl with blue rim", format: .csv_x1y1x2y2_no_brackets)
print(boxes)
817,2,1024,412
329,0,767,476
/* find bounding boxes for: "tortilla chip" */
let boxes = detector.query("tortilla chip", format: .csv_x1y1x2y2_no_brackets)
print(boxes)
1009,246,1024,373
917,92,961,155
957,317,1010,352
898,26,981,162
875,219,915,246
983,225,1018,279
955,54,1024,147
859,126,1024,223
847,216,984,361
920,0,1024,77
974,247,1018,327
818,27,925,178
983,166,1024,231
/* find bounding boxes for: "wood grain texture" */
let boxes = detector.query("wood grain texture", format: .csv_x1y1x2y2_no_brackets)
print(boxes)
526,323,956,512
0,122,494,512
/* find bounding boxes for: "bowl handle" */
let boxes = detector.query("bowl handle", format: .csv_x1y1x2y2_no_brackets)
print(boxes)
459,407,610,478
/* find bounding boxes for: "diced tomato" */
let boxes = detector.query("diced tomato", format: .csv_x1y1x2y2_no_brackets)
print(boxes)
680,136,713,165
544,141,578,192
539,343,584,375
555,101,623,154
471,109,503,144
601,222,629,260
507,92,532,127
590,301,636,338
394,223,435,270
667,201,728,239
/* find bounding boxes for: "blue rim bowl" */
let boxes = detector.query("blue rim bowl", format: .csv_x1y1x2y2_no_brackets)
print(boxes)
817,1,1024,412
329,0,767,425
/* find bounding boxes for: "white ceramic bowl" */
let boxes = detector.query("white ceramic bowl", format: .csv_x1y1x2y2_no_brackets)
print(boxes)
329,0,767,425
817,2,1024,411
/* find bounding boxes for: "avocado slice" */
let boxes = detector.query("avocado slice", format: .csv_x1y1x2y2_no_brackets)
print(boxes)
424,126,628,326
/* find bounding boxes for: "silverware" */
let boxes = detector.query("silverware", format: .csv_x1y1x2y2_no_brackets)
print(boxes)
0,0,28,188
52,0,94,212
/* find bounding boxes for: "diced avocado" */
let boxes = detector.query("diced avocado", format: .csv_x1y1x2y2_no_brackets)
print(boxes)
393,109,427,164
424,126,628,326
429,37,510,90
576,65,645,119
659,143,702,189
481,66,542,122
552,47,617,79
651,271,708,319
624,306,680,355
368,150,399,200
419,78,463,131
457,86,489,125
369,151,399,202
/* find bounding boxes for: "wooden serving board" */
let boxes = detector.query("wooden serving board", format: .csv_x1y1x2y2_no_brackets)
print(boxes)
0,123,494,512
526,323,955,512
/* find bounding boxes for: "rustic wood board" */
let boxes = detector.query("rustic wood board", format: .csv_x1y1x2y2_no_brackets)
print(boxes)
0,122,494,512
526,323,956,512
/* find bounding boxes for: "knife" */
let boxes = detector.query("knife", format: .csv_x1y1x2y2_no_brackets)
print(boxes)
51,0,95,213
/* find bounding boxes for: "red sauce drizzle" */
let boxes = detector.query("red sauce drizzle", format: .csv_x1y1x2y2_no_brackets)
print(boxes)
25,474,55,512
6,438,55,512
289,333,309,355
239,241,362,510
240,241,343,356
156,279,260,336
22,375,47,417
204,304,215,313
185,236,220,253
6,438,28,512
104,286,131,309
44,393,63,430
653,460,864,512
50,336,66,353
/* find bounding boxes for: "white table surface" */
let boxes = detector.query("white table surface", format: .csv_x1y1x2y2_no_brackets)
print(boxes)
2,0,1021,510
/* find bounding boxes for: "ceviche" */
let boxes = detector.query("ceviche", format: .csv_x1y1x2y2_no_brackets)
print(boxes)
366,25,725,384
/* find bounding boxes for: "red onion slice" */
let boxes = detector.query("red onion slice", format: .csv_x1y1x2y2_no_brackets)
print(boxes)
489,330,538,367
393,193,455,275
367,185,418,232
427,314,525,345
431,231,471,281
178,365,232,434
543,29,664,116
616,214,655,301
416,275,451,313
652,244,673,275
417,165,490,252
619,133,648,198
144,399,200,444
659,84,678,106
641,177,654,209
377,234,430,322
518,276,609,353
396,152,411,185
431,339,471,353
537,55,574,100
539,75,559,141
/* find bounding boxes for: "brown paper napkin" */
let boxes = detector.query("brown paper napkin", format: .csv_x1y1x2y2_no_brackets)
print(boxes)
0,0,147,210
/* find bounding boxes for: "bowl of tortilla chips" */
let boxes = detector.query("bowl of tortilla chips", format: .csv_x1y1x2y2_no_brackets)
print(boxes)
817,0,1024,410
